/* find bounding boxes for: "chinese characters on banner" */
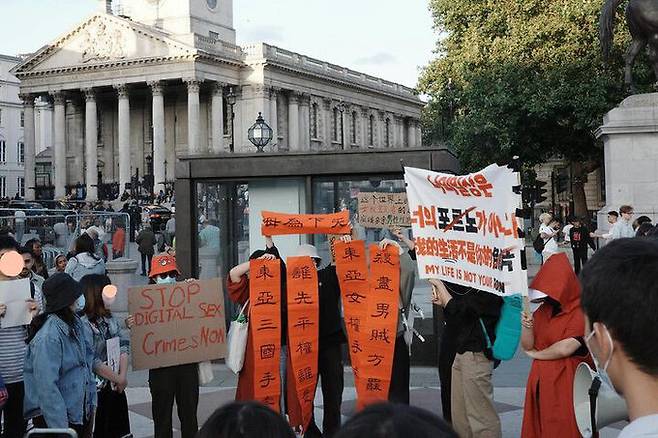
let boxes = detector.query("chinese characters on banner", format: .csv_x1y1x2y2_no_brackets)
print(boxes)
286,256,320,432
261,211,351,236
128,279,226,370
249,259,282,412
357,192,411,229
404,164,528,296
360,244,400,408
334,240,369,401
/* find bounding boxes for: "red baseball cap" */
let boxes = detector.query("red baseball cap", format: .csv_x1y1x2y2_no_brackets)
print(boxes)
150,254,180,278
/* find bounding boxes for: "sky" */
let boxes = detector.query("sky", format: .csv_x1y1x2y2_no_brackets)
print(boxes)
0,0,437,88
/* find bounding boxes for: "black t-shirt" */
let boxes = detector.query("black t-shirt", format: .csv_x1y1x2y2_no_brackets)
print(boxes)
317,265,347,347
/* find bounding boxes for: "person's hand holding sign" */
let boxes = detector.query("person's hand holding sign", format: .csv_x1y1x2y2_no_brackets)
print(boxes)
429,278,452,308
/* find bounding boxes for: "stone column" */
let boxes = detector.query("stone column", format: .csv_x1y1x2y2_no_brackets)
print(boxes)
20,94,36,201
269,88,279,149
211,82,225,154
362,107,370,147
299,93,310,151
149,81,166,194
379,111,387,148
396,116,405,147
415,120,423,147
186,79,202,154
407,118,416,148
323,98,333,149
114,84,131,194
341,106,349,149
288,91,300,151
51,91,67,198
82,88,98,201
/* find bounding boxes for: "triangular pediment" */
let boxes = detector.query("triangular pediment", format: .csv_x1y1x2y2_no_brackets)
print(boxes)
14,13,197,76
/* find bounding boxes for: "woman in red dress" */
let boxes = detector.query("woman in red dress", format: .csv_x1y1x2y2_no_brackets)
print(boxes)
521,253,592,438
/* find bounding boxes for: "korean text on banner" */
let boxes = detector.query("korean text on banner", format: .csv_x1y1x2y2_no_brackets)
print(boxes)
357,192,410,229
286,256,319,432
249,258,282,413
404,164,527,296
335,240,369,402
359,244,399,408
261,211,351,236
128,278,226,370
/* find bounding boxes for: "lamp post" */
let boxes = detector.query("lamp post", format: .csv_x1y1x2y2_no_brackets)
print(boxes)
226,87,236,153
247,112,273,153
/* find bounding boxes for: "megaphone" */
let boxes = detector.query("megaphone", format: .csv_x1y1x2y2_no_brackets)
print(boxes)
573,362,628,437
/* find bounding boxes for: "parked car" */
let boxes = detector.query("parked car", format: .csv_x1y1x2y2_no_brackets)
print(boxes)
142,205,172,232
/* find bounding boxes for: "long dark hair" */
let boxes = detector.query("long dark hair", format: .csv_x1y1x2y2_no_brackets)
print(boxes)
26,307,77,343
198,401,295,438
80,274,112,323
74,233,99,259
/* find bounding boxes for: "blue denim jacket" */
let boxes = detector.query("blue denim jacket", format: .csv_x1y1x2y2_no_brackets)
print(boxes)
23,314,97,428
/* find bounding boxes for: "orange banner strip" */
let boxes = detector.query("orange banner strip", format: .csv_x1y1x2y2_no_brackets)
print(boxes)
261,211,351,236
359,244,400,408
249,259,282,413
286,256,320,432
335,240,369,403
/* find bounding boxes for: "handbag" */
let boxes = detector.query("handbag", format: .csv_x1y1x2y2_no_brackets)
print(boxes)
198,361,214,385
226,300,250,374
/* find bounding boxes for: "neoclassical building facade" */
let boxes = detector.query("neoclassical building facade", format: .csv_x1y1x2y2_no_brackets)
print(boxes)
13,0,423,201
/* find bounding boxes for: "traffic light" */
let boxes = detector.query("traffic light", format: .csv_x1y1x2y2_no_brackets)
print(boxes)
534,180,548,204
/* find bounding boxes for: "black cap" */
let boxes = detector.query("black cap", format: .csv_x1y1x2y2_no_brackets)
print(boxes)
43,273,83,313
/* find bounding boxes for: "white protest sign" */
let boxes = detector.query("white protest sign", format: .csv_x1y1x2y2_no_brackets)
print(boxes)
0,278,32,328
404,164,527,296
106,337,120,373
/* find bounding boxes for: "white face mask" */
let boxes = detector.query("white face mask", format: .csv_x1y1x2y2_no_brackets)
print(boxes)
584,327,616,393
156,276,176,285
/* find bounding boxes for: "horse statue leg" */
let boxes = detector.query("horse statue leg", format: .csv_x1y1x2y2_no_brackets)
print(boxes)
625,38,647,94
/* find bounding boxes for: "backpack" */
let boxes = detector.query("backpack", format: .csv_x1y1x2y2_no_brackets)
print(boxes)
479,294,523,367
532,234,545,253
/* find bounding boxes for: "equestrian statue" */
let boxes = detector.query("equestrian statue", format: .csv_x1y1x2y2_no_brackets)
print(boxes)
600,0,658,92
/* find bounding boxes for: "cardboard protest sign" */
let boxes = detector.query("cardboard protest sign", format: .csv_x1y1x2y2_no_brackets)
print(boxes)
249,259,282,413
128,278,226,370
357,192,410,228
286,256,319,431
0,278,32,328
261,211,351,235
404,164,527,296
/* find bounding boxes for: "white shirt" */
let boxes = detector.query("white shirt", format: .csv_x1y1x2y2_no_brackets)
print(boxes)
612,219,635,240
618,414,658,437
540,223,559,254
562,224,574,243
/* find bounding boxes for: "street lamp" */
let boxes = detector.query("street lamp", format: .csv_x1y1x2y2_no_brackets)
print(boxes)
247,112,273,153
226,87,237,153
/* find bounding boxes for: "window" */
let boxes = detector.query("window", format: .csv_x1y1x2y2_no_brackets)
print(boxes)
351,111,357,144
311,103,319,139
20,111,24,128
17,142,24,164
385,119,391,147
0,140,6,163
368,115,374,146
209,31,220,40
0,176,5,198
332,108,339,142
17,177,25,198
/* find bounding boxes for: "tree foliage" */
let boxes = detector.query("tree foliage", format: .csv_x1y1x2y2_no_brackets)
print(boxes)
418,0,653,213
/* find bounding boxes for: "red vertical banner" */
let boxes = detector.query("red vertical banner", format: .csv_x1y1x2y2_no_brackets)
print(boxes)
335,240,369,403
359,244,400,409
249,259,282,412
286,256,320,432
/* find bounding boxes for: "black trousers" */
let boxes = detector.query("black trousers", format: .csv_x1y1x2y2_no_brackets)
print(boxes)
94,385,131,438
148,363,199,438
1,382,26,438
438,329,457,422
304,343,344,438
141,253,153,275
572,249,588,274
388,335,410,404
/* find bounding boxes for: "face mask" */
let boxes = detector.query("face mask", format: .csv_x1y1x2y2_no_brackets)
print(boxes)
156,276,176,285
74,294,86,313
585,327,616,392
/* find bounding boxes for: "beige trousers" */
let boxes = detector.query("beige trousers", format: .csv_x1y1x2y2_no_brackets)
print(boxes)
451,352,501,438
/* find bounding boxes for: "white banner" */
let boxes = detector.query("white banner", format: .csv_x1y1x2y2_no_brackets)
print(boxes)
404,164,527,296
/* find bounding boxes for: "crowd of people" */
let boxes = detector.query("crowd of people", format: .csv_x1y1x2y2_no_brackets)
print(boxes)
0,202,656,438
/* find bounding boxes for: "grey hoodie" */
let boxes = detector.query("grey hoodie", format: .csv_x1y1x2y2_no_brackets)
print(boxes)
65,252,106,281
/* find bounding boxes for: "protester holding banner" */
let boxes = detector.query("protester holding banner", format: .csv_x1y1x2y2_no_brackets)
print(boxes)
226,237,298,423
81,274,131,438
430,279,502,438
23,273,97,438
520,254,590,438
294,243,346,438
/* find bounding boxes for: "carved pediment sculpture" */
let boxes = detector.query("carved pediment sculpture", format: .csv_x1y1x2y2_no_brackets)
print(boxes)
80,21,127,64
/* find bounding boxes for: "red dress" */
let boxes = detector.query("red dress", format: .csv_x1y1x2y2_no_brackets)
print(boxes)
226,275,303,426
521,254,592,438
